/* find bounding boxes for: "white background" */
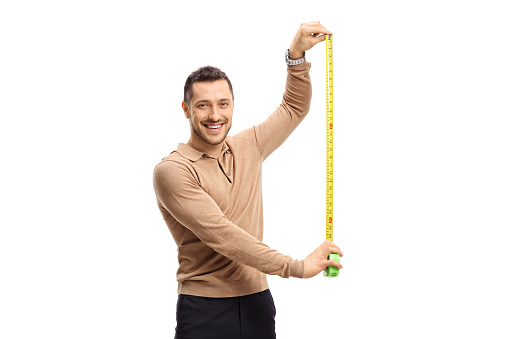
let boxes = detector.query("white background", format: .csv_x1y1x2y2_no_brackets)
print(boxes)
1,0,508,338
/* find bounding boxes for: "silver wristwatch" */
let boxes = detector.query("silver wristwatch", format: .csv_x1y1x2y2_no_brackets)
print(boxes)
285,49,306,66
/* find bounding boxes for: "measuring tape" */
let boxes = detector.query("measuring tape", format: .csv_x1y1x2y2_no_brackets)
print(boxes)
324,34,340,278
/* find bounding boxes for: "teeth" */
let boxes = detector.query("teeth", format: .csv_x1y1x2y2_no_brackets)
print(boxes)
206,124,221,129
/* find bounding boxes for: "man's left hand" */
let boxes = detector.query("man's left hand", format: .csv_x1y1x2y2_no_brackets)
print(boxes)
289,21,333,59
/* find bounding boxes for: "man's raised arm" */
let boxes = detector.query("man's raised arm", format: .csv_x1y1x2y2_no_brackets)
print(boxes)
236,22,334,160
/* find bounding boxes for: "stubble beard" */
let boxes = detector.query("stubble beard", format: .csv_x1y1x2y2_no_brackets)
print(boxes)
190,119,232,146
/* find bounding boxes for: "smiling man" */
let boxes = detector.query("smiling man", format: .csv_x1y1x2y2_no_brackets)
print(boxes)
182,70,234,154
153,22,342,339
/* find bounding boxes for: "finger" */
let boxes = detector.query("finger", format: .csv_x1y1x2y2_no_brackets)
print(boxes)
326,241,340,248
329,245,343,257
329,245,342,252
322,240,333,249
302,33,330,47
297,24,332,37
306,33,328,40
301,21,323,28
327,259,343,269
302,26,333,36
314,34,328,44
331,250,343,257
302,31,332,40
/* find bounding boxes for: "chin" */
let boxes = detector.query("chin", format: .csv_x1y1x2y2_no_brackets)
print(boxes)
208,134,228,145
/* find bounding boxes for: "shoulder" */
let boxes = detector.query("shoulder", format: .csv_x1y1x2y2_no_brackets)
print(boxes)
153,152,197,184
154,151,186,170
226,131,262,156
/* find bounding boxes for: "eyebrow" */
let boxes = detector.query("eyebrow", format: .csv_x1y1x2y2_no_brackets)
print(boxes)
194,99,231,105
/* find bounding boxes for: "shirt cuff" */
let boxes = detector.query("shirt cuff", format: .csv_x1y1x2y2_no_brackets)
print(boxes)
289,259,305,278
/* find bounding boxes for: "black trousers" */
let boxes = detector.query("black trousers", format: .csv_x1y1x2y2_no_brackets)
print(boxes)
175,289,277,339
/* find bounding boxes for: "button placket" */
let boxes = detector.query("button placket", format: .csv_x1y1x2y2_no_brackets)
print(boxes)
217,153,232,184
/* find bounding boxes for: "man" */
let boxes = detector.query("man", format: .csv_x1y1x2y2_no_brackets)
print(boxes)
153,21,342,339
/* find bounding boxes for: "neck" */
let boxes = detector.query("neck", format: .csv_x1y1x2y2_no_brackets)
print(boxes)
187,137,223,158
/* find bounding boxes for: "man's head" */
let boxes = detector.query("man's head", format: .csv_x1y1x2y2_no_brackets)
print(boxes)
182,66,234,148
184,66,233,108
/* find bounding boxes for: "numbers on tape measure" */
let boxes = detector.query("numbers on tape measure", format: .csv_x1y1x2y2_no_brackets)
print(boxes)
325,34,333,243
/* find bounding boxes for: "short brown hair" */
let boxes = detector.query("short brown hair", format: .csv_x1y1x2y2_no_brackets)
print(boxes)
183,66,234,107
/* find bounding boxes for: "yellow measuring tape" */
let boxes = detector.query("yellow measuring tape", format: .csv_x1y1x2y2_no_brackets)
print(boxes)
326,34,334,243
324,34,340,277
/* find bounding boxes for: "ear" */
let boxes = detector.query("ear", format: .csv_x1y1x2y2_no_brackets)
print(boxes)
182,101,190,119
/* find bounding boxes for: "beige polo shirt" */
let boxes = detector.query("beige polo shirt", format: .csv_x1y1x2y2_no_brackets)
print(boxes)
153,62,311,297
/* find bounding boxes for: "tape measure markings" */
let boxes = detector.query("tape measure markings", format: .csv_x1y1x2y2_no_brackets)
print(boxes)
324,34,339,278
326,34,333,243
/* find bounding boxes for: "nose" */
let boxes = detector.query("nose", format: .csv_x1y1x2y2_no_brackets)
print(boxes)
208,105,220,121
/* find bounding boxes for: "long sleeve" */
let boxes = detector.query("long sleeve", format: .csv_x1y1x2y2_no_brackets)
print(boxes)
235,61,312,160
153,159,304,279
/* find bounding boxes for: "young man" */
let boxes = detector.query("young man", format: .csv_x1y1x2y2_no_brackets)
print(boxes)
153,21,342,339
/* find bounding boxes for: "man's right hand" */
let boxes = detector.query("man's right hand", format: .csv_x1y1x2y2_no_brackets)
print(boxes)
302,240,343,278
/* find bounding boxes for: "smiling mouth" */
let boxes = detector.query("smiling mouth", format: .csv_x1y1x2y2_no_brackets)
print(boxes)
203,123,225,132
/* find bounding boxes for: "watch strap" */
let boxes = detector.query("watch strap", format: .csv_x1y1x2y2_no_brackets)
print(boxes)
285,49,306,66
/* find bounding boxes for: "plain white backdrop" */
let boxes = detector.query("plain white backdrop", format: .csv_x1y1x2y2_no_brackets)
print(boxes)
1,0,508,338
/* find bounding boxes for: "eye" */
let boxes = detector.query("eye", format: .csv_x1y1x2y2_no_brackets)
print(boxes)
197,104,206,108
220,102,229,107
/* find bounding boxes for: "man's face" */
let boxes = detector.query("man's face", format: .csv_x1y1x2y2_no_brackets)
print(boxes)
183,80,234,147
